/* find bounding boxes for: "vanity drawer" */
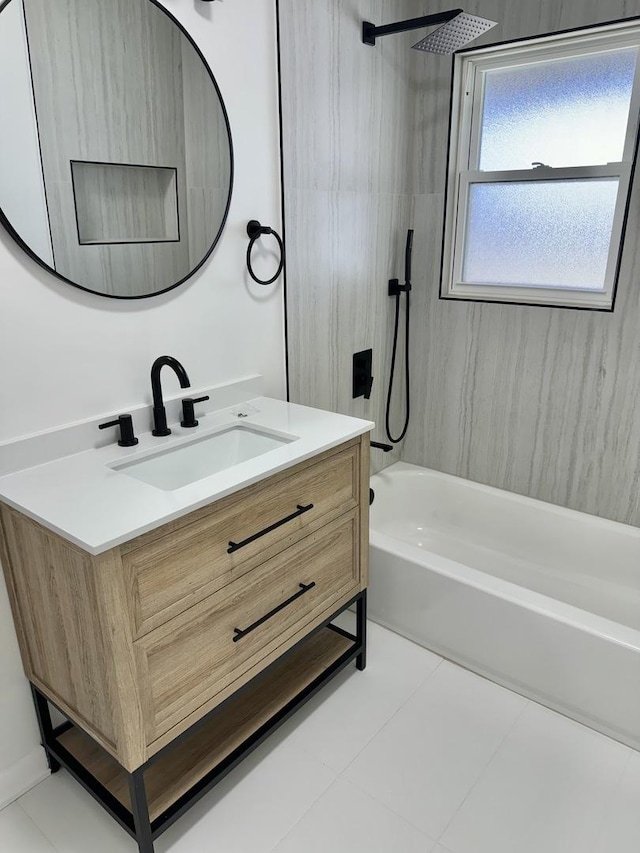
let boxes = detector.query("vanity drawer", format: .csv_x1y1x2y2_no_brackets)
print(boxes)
135,509,360,745
122,440,360,637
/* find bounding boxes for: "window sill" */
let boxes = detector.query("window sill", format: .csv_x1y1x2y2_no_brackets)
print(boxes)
441,283,615,310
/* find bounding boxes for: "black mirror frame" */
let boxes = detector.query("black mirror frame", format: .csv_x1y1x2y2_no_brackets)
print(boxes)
0,0,234,300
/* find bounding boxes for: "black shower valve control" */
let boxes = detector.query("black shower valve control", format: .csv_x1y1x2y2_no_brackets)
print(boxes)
361,375,374,399
389,277,411,296
353,349,374,400
181,395,210,428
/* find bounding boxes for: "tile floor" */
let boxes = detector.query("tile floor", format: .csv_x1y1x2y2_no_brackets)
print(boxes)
2,621,639,853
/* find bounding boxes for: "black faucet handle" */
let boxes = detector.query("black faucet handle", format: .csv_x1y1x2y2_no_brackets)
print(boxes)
181,395,210,429
364,375,374,400
98,414,139,447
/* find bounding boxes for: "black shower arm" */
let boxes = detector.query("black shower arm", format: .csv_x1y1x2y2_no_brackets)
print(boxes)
363,9,462,45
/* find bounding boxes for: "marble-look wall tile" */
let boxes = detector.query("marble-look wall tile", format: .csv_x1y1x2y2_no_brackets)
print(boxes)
402,0,640,526
281,0,640,521
279,0,418,195
406,183,640,525
286,188,413,472
280,0,420,473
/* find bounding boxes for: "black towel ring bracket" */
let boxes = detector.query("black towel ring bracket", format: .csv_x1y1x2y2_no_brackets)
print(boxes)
246,220,285,286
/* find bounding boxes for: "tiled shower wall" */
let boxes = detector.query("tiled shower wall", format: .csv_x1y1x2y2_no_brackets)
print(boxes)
278,0,421,472
403,0,640,527
280,0,640,525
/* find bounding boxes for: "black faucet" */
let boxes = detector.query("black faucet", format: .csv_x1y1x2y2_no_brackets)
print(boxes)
150,356,191,436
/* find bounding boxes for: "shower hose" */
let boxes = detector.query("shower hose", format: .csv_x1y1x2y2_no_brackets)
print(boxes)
385,230,412,444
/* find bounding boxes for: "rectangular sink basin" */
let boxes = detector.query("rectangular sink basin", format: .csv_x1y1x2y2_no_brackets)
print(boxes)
112,425,296,490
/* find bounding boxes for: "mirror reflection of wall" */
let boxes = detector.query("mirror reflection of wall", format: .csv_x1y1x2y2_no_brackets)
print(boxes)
0,0,233,298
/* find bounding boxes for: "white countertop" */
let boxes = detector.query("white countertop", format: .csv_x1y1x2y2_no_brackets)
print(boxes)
0,397,373,555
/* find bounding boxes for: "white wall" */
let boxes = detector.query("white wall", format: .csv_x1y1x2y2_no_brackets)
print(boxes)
0,0,52,265
0,0,285,806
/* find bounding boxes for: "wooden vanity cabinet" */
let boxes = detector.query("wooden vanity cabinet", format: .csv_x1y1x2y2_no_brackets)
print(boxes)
0,435,369,853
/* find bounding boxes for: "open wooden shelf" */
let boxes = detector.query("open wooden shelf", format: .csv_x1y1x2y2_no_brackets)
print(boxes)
57,627,354,823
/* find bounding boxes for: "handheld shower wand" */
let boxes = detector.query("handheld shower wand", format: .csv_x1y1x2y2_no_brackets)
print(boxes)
405,229,414,288
385,229,413,444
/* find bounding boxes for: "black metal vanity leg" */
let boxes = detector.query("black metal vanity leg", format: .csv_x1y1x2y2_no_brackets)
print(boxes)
128,769,154,853
356,590,367,671
30,685,61,773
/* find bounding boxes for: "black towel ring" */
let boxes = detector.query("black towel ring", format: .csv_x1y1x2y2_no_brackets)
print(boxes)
246,220,285,286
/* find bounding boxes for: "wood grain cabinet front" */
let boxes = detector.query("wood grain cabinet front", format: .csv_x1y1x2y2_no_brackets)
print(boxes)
121,440,361,638
135,509,360,746
0,435,370,774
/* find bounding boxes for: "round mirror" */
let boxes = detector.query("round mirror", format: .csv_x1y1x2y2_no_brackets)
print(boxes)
0,0,233,298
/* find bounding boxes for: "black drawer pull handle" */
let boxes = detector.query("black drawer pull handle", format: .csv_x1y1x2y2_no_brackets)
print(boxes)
232,582,316,642
227,503,314,554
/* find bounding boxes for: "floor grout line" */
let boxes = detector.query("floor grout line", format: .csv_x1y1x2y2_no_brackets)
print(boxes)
0,768,51,815
12,799,60,851
263,771,338,853
435,693,532,845
584,747,636,853
338,767,439,841
335,653,447,779
339,656,533,847
267,632,447,850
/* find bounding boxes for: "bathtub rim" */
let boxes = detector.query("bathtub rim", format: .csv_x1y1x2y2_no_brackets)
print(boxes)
370,462,640,646
371,461,640,540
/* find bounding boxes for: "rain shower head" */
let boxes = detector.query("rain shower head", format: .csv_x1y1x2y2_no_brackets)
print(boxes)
362,9,497,54
412,12,497,54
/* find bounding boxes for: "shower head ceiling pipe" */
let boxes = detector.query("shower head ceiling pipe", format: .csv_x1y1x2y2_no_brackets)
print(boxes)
362,9,497,53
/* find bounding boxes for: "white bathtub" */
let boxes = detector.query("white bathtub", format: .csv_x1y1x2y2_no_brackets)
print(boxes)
369,462,640,750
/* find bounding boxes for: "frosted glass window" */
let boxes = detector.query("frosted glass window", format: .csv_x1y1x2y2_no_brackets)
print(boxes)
479,48,638,171
462,180,619,289
441,21,640,308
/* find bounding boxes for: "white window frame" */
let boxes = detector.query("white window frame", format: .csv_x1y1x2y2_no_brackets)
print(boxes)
441,20,640,310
